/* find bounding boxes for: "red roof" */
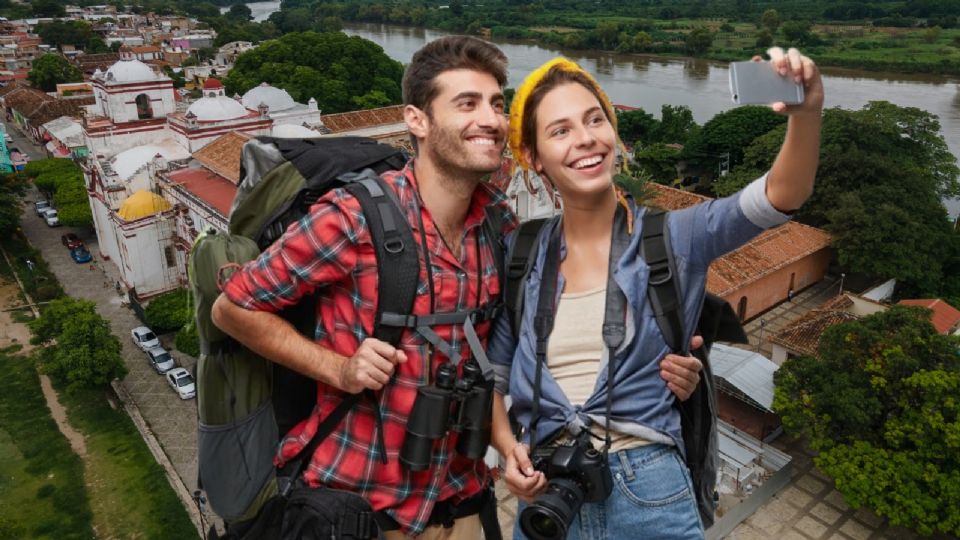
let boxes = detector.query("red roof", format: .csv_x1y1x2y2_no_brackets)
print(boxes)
202,78,224,90
167,167,236,217
897,299,960,334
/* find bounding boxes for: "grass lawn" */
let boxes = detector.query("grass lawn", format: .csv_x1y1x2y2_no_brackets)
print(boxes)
0,346,95,540
55,381,199,540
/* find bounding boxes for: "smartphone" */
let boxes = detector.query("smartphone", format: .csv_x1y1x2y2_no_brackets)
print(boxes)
728,61,804,105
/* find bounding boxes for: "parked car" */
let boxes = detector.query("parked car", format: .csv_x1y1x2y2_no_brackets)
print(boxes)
61,233,82,249
145,346,176,374
34,200,50,216
70,246,92,264
131,326,160,351
165,368,196,399
43,208,59,227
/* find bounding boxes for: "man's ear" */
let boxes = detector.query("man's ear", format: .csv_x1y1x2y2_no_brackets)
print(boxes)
404,104,429,140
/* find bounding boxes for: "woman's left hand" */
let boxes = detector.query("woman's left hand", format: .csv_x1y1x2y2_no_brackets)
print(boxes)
760,47,824,117
660,335,703,401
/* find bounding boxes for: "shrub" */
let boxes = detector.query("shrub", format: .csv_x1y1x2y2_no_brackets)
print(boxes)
143,289,190,333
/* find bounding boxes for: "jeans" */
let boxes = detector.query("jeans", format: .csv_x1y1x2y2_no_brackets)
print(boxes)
514,444,704,540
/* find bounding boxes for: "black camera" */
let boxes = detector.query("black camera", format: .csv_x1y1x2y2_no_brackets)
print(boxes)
399,360,493,471
519,432,613,540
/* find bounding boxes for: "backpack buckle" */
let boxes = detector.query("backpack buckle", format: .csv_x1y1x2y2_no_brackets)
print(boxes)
507,260,526,279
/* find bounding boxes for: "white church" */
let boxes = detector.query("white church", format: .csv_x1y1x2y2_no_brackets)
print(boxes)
82,49,324,299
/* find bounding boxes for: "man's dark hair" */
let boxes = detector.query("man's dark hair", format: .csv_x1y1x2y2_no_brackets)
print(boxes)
402,35,508,115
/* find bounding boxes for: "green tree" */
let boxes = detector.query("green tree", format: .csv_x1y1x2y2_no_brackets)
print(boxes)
224,32,403,114
635,143,681,183
773,306,960,537
24,159,92,228
144,289,190,333
716,102,959,294
684,26,714,54
0,173,27,235
28,54,83,92
781,20,813,44
761,8,780,33
681,105,785,175
31,0,64,17
29,297,127,390
225,2,252,22
755,29,773,48
617,108,659,148
655,105,699,146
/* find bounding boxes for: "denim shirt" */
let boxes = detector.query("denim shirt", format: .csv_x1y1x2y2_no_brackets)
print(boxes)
488,173,791,452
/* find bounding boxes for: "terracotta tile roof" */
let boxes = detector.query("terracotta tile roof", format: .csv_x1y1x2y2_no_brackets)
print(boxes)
4,87,55,118
897,299,960,334
168,167,237,217
0,80,29,97
321,105,404,133
646,183,832,296
74,52,120,74
769,295,860,356
25,97,93,126
131,45,160,53
192,131,251,184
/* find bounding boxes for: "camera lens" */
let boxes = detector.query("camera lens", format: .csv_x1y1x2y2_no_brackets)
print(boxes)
519,478,585,540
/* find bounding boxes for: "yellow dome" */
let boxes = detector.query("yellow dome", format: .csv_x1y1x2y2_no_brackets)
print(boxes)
117,191,172,221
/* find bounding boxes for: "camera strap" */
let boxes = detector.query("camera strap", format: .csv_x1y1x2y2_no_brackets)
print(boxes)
530,204,630,454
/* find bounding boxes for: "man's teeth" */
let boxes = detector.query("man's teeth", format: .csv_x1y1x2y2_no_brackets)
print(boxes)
469,138,495,145
573,156,602,169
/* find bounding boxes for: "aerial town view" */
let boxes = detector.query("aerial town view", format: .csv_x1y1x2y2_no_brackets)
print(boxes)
0,1,958,539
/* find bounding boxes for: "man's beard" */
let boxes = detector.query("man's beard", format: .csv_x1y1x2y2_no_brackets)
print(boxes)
425,121,503,185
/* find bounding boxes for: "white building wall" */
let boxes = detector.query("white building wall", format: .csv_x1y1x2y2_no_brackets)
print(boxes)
85,125,172,158
117,216,179,297
104,86,175,123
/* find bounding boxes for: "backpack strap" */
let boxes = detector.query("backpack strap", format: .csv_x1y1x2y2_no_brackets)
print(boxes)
504,218,549,338
639,209,687,355
342,169,420,347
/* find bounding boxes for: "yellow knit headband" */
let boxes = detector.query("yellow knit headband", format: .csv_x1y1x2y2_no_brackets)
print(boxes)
508,57,618,172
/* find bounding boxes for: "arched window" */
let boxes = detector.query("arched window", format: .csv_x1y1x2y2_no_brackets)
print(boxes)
135,94,153,120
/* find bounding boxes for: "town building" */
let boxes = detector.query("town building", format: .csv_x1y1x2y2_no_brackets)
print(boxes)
897,298,960,335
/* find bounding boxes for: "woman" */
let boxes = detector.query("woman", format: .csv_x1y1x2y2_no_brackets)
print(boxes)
487,47,823,539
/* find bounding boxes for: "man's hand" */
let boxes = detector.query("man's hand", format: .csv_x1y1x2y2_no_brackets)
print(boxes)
338,338,407,393
660,335,704,401
503,443,547,503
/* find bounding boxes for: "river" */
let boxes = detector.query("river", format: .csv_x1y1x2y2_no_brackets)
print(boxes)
220,1,281,23
228,4,960,217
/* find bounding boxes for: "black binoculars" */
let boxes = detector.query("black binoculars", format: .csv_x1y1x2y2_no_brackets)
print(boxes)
399,360,494,471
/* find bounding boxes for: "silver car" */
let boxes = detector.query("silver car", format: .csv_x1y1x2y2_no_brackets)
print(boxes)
145,346,176,374
131,326,160,351
165,368,196,400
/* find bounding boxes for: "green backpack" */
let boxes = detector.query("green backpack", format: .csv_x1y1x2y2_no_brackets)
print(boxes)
188,136,414,524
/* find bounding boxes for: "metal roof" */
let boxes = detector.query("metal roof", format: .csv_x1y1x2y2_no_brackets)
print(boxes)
709,343,779,412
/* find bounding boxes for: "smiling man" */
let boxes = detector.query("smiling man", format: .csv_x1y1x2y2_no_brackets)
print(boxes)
211,36,516,539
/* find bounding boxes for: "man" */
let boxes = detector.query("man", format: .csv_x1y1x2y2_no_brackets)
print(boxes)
212,36,515,539
212,36,703,539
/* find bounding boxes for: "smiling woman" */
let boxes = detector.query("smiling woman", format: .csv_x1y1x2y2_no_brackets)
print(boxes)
487,50,824,540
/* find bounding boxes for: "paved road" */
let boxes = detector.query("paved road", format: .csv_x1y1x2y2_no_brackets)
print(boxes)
10,118,956,539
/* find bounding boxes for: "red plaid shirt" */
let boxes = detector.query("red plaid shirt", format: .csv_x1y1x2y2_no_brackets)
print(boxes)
222,160,517,535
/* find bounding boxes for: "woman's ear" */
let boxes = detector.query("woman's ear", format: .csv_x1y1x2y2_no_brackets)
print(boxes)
404,104,428,140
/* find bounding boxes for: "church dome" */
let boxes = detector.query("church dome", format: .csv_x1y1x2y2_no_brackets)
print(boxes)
118,190,172,221
105,58,158,83
242,83,296,112
186,95,249,122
